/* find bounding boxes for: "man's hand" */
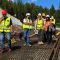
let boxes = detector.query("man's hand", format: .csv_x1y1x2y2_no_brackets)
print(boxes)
24,21,33,25
29,20,33,25
29,22,32,25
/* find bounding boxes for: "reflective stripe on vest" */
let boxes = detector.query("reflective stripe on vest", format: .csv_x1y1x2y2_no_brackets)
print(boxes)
0,17,11,32
23,19,32,29
23,24,32,29
36,20,43,30
23,24,29,29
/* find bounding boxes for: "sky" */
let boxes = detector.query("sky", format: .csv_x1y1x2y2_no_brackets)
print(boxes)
21,0,60,10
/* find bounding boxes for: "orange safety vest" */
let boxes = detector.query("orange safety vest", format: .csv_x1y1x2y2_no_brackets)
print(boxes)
44,21,51,31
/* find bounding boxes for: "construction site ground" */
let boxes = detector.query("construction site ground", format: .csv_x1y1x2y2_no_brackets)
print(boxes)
0,32,60,60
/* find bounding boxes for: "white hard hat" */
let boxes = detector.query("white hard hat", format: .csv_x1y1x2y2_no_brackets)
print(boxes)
51,16,54,19
38,13,41,16
50,18,52,19
46,15,50,17
26,13,30,16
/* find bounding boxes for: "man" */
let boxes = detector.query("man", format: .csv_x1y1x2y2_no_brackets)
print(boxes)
23,13,32,46
34,13,44,44
0,10,12,53
42,13,46,42
50,16,55,25
44,15,52,44
50,16,56,40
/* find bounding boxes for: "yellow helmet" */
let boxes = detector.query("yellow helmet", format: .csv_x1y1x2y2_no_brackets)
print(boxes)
42,13,45,16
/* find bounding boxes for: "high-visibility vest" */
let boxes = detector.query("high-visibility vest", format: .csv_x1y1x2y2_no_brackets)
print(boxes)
44,21,51,31
23,19,32,29
0,17,11,32
36,20,43,30
51,19,55,25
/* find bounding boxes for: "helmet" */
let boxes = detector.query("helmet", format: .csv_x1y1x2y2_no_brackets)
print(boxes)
38,13,41,16
50,18,52,19
51,16,54,19
2,10,7,15
42,13,45,16
46,15,50,18
26,13,30,16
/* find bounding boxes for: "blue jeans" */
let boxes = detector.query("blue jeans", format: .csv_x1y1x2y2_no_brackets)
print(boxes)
24,29,30,45
0,32,11,49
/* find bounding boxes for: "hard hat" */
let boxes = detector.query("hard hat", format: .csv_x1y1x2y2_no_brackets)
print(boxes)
26,13,30,16
2,10,7,15
38,13,41,16
42,13,45,16
51,16,54,19
46,15,50,18
50,18,52,19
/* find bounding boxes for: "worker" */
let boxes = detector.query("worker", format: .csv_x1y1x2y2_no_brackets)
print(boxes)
23,13,32,46
42,13,46,42
50,16,56,39
44,15,52,44
0,10,12,53
34,13,44,44
50,16,56,25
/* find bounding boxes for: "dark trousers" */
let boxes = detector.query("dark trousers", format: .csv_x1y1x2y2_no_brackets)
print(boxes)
46,31,52,43
43,30,47,42
37,29,44,42
52,24,56,35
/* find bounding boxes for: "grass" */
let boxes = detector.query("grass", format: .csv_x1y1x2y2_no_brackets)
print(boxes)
56,23,60,28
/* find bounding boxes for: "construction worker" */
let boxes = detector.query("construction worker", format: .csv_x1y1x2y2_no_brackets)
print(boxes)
34,13,44,44
0,10,12,53
50,16,56,39
42,13,46,42
23,13,32,46
50,16,56,25
44,15,52,44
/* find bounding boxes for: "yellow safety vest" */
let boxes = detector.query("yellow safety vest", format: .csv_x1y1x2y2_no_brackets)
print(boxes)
51,19,55,25
0,17,11,32
23,19,32,29
36,20,43,30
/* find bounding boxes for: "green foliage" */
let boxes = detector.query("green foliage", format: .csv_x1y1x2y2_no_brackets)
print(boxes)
49,5,55,16
0,0,60,23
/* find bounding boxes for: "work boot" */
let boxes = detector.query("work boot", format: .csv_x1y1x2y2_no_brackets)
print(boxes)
8,48,12,52
27,43,32,46
28,44,32,47
24,44,26,46
52,35,57,40
38,41,44,44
